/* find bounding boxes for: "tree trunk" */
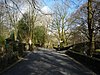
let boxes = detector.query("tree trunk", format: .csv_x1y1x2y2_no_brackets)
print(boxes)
87,0,95,56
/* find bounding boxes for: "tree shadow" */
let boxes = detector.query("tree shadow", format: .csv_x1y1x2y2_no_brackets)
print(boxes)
2,51,94,75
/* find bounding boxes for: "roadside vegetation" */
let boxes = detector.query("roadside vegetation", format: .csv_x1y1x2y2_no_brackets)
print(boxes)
0,0,100,73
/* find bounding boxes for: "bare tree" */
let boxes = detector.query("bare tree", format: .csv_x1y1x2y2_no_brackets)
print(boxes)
49,1,72,47
69,0,100,56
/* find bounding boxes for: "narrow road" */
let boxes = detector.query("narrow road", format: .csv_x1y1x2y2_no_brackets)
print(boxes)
1,50,96,75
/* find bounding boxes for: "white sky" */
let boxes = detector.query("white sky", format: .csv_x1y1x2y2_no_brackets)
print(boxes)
41,6,53,15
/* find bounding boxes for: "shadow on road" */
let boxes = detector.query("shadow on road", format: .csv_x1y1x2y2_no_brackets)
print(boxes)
1,50,96,75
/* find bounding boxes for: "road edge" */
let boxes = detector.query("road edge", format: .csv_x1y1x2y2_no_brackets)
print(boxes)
0,51,31,75
56,52,97,75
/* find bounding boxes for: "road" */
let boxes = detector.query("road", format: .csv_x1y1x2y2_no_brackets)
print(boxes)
1,49,96,75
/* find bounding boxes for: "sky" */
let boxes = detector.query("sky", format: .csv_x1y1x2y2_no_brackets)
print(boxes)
42,0,87,15
0,0,87,18
0,0,87,15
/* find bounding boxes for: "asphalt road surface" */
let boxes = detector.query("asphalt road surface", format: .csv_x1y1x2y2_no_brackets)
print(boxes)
1,50,96,75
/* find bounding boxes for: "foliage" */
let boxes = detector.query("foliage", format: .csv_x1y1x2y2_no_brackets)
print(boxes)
17,18,29,43
0,35,5,45
34,26,46,47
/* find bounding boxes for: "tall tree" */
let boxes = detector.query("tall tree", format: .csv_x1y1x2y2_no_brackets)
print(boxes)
49,1,70,47
87,0,95,56
69,0,100,55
